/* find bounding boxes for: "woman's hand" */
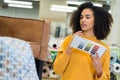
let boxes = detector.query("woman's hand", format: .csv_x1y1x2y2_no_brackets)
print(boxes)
73,31,83,37
65,31,83,55
90,53,103,78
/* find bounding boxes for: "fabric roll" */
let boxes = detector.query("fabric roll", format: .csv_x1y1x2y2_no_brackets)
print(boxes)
110,52,117,64
110,64,113,73
49,69,59,78
110,46,120,61
111,63,120,74
116,74,120,80
42,65,50,77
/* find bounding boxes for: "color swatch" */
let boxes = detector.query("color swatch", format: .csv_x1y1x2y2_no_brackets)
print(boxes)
70,36,107,57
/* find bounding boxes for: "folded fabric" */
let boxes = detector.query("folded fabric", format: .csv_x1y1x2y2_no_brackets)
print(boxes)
0,36,39,80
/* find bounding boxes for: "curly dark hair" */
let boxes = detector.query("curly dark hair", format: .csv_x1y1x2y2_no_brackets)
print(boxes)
70,1,113,40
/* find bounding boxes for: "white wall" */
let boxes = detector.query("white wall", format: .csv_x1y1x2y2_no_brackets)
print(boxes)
107,0,120,46
0,4,39,19
39,0,67,22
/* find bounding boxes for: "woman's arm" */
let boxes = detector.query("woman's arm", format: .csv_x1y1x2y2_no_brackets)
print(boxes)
94,48,110,80
53,51,70,74
53,36,72,75
54,31,83,75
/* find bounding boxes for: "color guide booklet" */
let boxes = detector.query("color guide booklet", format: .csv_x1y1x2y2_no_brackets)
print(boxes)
70,36,107,57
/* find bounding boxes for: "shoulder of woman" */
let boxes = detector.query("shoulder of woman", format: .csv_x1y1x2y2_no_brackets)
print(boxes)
99,40,110,50
64,35,73,41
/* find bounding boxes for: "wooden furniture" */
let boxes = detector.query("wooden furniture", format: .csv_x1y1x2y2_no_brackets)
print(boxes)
0,16,50,61
0,16,50,80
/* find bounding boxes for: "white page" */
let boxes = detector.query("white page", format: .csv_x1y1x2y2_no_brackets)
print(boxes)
70,36,107,57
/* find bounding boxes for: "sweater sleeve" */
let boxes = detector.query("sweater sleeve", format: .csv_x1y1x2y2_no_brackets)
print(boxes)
53,36,72,75
95,47,110,80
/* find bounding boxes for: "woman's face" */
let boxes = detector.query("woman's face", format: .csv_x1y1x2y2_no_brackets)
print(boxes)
80,8,94,32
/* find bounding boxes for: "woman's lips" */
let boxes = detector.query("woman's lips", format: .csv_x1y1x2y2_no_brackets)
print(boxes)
81,24,87,28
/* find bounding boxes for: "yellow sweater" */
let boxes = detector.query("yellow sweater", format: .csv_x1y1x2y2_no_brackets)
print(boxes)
53,35,110,80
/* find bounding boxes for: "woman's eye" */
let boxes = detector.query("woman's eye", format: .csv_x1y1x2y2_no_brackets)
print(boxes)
86,17,90,19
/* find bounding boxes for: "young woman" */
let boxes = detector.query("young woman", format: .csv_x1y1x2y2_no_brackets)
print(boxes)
53,2,113,80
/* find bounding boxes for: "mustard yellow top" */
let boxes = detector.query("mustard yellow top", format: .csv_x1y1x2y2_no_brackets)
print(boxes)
53,35,110,80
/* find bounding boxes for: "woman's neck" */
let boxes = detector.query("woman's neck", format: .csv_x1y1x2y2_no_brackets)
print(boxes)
83,31,95,37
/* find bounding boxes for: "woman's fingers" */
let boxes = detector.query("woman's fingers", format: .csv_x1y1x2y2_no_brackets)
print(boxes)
70,31,83,45
90,53,100,64
73,31,83,37
66,31,83,55
90,54,96,62
96,53,99,58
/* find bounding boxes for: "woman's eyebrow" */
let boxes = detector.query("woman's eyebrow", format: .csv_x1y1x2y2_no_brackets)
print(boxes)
85,14,91,16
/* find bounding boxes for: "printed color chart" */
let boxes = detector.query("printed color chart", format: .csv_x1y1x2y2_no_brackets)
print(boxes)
70,36,107,57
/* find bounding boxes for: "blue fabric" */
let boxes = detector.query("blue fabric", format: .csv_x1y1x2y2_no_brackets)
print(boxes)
0,37,39,80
